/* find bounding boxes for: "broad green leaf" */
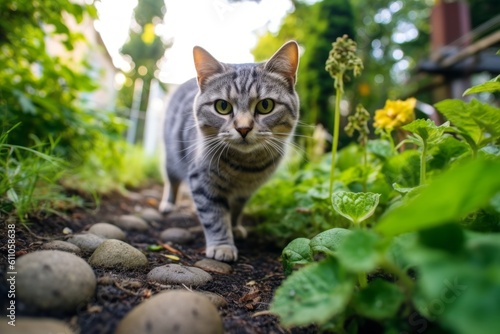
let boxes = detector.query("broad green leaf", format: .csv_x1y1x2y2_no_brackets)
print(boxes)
402,119,450,145
435,99,482,144
281,238,313,276
367,139,394,159
376,159,500,236
331,191,381,224
418,224,465,253
271,257,354,327
413,237,500,334
307,185,329,200
463,75,500,95
310,228,352,256
336,229,381,272
382,150,421,187
392,182,416,195
352,279,405,320
467,99,500,140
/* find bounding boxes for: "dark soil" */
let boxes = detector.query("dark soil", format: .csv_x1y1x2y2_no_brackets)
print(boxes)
0,185,317,334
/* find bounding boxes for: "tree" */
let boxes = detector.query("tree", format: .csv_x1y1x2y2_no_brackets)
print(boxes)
0,0,121,158
118,0,171,115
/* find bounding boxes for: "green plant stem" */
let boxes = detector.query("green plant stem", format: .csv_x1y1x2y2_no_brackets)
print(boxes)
420,141,427,185
329,74,344,198
381,259,414,294
362,144,368,192
358,272,368,289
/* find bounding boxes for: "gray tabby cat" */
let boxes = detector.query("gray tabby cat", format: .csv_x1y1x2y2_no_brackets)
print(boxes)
159,41,300,262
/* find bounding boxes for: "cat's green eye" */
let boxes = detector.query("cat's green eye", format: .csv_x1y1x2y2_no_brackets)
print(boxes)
256,99,275,114
214,99,233,115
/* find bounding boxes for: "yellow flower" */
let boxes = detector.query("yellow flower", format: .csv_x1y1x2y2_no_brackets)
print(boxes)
373,97,416,130
141,23,156,44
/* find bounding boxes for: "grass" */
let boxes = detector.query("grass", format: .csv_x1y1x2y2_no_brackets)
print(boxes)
1,125,163,222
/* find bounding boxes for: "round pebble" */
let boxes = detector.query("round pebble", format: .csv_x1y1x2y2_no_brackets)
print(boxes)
0,317,74,334
148,264,212,286
165,212,199,227
89,239,148,269
160,227,193,244
114,215,149,231
16,250,96,312
66,233,105,253
138,207,163,222
115,290,223,334
194,258,233,274
40,240,81,255
88,222,126,240
199,291,228,308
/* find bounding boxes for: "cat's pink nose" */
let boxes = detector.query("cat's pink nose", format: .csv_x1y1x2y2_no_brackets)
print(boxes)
236,127,252,138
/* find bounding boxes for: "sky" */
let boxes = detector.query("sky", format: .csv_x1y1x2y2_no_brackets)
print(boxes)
95,0,293,84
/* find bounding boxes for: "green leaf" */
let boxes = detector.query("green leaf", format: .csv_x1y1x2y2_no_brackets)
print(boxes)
367,139,394,159
352,279,405,320
336,229,381,272
413,236,500,334
435,99,481,144
463,75,500,95
376,159,500,236
467,99,500,140
392,182,417,195
147,245,163,251
418,223,465,253
331,191,381,224
271,257,354,327
402,119,449,145
281,238,313,275
310,228,352,256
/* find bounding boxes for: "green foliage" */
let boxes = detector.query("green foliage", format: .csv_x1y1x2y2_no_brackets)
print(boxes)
0,0,114,158
0,126,81,221
331,191,380,225
376,158,500,236
463,75,500,96
0,1,163,220
253,72,500,332
118,0,171,113
270,257,354,327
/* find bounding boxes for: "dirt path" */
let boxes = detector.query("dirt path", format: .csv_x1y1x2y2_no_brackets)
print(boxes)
0,185,317,334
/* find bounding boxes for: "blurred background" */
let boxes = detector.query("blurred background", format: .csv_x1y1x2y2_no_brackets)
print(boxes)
1,0,500,212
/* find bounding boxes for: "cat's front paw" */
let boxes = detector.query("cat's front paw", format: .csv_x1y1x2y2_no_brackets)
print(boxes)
206,244,238,262
159,201,175,214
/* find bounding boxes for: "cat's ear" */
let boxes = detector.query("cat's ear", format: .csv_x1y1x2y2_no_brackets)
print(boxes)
264,41,299,85
193,46,225,87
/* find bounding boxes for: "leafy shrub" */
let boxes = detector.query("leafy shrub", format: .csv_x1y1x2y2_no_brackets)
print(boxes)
262,71,500,332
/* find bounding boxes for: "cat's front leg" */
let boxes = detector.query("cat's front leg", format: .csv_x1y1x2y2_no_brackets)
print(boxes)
190,180,237,262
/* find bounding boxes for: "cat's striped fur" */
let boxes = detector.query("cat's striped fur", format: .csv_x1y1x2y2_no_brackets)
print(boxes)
160,41,300,262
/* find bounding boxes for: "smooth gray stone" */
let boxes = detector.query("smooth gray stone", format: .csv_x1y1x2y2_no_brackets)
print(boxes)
198,291,228,308
66,233,105,253
16,250,96,312
89,239,148,269
0,317,74,334
138,207,163,222
147,264,212,286
194,258,233,275
115,290,223,334
160,227,193,244
88,222,126,240
40,240,81,255
114,215,149,231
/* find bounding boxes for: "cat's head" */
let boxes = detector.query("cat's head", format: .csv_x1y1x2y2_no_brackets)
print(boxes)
192,41,300,153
